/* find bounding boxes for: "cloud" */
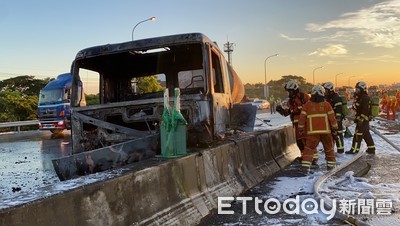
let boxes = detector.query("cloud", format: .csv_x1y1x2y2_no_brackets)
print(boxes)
309,44,348,56
279,33,306,41
306,0,400,48
352,54,400,63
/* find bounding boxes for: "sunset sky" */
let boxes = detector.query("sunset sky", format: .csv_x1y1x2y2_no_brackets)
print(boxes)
0,0,399,91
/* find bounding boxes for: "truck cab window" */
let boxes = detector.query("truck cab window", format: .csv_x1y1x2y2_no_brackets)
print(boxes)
128,74,165,99
211,51,224,93
78,69,99,105
178,69,204,94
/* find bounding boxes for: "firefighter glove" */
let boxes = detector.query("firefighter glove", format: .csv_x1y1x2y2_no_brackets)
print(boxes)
276,105,284,115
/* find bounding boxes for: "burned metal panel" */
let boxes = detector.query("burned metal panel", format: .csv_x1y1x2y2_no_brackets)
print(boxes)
71,99,163,153
212,94,231,139
53,135,158,181
228,64,245,104
230,104,257,132
180,99,213,145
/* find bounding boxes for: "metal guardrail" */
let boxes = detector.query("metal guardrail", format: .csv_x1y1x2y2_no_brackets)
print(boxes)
0,120,38,133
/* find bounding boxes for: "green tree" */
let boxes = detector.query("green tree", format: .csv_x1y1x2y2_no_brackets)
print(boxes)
136,76,163,94
85,93,100,105
0,75,52,97
244,83,264,99
267,75,314,100
0,90,38,122
244,75,314,100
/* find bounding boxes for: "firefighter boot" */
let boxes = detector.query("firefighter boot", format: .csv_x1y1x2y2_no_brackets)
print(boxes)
311,159,319,169
345,149,359,154
366,146,376,155
327,165,335,171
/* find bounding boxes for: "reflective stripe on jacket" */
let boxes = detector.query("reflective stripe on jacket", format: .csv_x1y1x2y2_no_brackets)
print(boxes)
298,100,338,135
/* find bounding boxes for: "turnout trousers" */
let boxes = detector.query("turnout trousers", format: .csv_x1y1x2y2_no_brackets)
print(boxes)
301,134,335,170
349,120,375,153
334,119,344,153
294,123,318,159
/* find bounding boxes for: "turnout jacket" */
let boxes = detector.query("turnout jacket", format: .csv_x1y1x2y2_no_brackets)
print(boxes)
298,100,338,135
353,93,370,122
326,92,343,119
282,92,309,124
390,96,398,108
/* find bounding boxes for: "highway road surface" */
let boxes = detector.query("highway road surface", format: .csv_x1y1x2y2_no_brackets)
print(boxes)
0,130,71,199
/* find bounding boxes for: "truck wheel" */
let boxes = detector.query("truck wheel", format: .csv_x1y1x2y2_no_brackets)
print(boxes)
50,129,64,134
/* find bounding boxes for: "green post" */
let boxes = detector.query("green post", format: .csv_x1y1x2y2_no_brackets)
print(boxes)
171,88,187,156
160,88,187,158
160,88,171,157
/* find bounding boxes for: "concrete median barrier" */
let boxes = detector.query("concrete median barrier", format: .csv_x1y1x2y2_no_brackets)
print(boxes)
269,125,299,168
0,125,300,226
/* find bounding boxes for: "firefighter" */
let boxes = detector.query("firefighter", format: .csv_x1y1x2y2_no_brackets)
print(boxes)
388,95,398,120
276,79,313,160
322,82,344,153
345,90,350,101
396,90,400,111
269,95,276,114
381,90,389,112
298,85,338,171
346,81,375,154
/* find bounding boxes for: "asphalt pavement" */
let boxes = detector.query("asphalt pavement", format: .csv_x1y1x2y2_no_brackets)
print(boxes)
0,130,71,199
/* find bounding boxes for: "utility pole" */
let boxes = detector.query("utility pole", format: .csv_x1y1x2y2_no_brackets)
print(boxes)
224,41,235,65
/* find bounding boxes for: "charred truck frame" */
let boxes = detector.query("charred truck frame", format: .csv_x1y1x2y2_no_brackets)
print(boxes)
70,33,248,156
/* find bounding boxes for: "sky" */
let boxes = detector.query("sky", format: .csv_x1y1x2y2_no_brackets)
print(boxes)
1,0,399,89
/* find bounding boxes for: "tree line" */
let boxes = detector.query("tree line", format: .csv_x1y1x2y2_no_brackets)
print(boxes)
244,75,313,100
0,76,52,123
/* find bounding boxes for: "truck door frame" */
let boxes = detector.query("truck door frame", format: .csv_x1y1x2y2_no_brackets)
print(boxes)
206,43,232,138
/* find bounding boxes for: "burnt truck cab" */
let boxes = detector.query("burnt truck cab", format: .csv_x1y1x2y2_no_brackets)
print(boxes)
70,33,247,154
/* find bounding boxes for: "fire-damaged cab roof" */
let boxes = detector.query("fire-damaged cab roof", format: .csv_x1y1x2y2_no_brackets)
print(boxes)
75,33,216,60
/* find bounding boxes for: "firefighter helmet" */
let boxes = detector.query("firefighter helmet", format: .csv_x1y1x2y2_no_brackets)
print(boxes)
311,84,325,96
285,79,299,91
322,82,334,92
355,81,367,93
